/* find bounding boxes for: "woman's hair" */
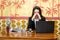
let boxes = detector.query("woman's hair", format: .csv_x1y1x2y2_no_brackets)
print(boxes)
31,6,44,18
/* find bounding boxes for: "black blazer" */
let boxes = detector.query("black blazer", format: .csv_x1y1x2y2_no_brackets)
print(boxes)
27,17,46,30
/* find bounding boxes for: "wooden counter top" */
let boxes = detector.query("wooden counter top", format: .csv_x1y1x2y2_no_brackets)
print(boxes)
0,31,57,40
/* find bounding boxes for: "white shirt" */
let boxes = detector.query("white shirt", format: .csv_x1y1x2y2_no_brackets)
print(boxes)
34,19,39,28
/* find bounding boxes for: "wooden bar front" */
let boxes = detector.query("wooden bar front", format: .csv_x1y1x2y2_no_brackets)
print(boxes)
0,31,57,40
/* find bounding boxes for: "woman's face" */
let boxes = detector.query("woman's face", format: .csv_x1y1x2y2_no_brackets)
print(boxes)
34,9,39,14
34,9,41,19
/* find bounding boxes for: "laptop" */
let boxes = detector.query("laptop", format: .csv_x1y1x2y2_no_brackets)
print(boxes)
36,21,54,33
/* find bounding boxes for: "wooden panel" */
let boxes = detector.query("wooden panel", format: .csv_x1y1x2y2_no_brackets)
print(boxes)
0,31,57,40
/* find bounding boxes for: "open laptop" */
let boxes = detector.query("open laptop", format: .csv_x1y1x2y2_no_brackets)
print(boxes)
36,21,54,33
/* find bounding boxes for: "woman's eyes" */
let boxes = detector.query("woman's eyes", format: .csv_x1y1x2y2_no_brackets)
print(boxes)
34,12,39,13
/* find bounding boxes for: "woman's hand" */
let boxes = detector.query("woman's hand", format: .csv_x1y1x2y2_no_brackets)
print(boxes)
36,13,41,19
32,13,36,21
32,13,41,21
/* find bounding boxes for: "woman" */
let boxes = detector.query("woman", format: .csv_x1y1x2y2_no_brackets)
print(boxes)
28,6,46,30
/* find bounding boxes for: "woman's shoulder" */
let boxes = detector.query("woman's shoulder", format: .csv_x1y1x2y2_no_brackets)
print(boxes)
29,17,32,19
42,17,45,19
41,17,46,21
28,17,32,20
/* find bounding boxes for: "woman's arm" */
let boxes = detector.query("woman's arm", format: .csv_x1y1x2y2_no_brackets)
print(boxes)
32,13,36,21
41,17,46,21
27,17,35,30
32,13,41,20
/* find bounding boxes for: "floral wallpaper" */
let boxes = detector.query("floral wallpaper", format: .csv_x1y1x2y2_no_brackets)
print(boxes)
0,0,60,18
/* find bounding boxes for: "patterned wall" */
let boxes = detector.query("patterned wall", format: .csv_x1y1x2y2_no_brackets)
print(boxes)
54,20,60,36
0,19,28,35
0,0,60,17
0,19,60,36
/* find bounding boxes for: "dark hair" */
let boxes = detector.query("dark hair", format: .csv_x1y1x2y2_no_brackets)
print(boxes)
31,6,44,18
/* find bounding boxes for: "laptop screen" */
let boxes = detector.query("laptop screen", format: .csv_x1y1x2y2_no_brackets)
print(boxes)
36,21,54,33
